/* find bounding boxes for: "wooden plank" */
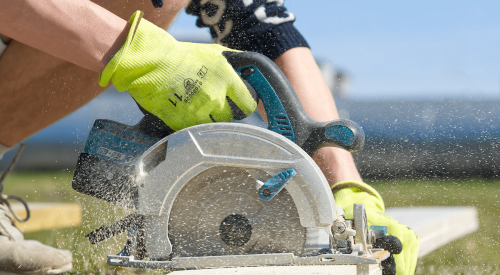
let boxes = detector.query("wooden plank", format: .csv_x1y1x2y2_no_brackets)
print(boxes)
10,203,81,233
170,206,478,274
171,264,381,275
385,206,478,257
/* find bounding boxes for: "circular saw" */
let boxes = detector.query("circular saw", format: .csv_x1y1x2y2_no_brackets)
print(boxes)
73,52,390,273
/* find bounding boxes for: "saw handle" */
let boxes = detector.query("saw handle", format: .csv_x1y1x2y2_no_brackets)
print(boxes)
224,51,364,156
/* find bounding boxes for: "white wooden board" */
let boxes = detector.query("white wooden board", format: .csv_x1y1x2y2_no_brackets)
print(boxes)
170,206,478,275
385,206,478,257
171,265,381,275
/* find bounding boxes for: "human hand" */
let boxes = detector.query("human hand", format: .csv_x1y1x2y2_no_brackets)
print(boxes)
99,11,257,131
332,181,419,275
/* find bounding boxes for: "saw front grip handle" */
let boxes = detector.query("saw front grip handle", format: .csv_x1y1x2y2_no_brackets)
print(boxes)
224,51,365,156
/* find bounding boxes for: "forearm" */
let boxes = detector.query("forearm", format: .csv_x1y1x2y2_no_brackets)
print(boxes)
0,0,129,72
274,47,339,121
274,47,363,184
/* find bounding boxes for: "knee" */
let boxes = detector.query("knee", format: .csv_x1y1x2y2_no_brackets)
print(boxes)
93,0,190,29
164,0,191,11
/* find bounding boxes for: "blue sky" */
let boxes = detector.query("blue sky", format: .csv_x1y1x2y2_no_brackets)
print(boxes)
168,1,500,100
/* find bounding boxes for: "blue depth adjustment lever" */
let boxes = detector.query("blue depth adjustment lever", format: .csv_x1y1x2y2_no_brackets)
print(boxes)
225,52,364,156
257,169,297,201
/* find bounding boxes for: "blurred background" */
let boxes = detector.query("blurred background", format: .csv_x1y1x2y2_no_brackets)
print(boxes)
2,1,500,274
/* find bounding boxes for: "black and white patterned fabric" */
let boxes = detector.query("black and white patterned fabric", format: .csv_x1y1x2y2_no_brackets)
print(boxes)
186,0,309,60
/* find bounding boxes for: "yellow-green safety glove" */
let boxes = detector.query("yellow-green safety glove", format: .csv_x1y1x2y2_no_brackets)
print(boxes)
99,11,257,131
331,181,419,275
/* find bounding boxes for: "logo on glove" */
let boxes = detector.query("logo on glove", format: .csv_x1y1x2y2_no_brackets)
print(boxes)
183,78,203,102
167,78,202,106
168,66,206,107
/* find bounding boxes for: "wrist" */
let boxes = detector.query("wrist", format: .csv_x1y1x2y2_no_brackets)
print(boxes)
331,181,383,202
331,180,385,212
99,10,184,92
312,147,362,184
99,11,144,86
99,11,179,87
100,22,131,71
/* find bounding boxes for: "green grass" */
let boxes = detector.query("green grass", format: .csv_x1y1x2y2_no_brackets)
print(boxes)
2,171,147,274
2,172,500,274
371,179,500,274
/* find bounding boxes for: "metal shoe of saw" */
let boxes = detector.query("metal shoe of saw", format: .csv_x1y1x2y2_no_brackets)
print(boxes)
72,52,390,274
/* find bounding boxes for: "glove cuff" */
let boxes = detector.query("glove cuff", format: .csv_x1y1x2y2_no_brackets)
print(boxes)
99,11,144,87
331,180,385,210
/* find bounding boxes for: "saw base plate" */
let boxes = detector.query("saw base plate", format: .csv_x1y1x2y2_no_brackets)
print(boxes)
107,252,383,269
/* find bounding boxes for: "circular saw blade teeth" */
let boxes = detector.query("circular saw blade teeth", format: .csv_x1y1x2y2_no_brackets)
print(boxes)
168,167,306,257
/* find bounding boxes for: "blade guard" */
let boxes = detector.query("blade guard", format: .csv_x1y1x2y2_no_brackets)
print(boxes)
135,123,339,259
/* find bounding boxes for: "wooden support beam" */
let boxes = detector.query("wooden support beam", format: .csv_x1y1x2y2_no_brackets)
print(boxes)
11,202,81,233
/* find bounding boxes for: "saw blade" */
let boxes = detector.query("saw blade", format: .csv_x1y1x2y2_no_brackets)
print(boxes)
168,166,306,258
